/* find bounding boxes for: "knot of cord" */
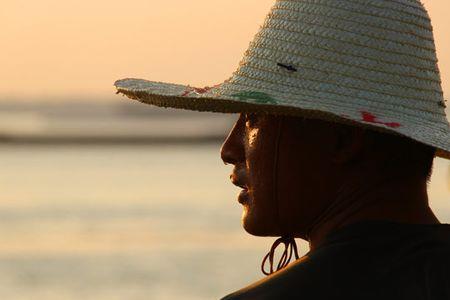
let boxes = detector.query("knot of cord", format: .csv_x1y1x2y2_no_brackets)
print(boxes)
261,236,300,276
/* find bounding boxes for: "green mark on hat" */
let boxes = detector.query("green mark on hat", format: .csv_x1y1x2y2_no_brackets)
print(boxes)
231,91,278,104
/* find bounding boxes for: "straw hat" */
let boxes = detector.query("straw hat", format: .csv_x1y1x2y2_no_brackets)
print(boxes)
115,0,450,159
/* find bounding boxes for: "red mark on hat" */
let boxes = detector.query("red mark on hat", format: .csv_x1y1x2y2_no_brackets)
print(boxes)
181,90,190,97
181,87,210,97
180,83,221,97
361,111,401,128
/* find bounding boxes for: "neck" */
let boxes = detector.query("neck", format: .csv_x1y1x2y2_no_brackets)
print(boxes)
307,174,440,251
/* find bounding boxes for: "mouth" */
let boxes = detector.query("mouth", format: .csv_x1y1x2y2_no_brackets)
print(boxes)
230,172,248,190
230,169,250,204
237,189,250,205
233,181,248,190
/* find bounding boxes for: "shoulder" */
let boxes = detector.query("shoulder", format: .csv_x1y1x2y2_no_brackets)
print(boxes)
221,238,372,300
385,236,450,299
220,255,335,300
221,223,450,300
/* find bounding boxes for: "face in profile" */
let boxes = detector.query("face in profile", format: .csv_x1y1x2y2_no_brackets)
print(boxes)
220,113,342,238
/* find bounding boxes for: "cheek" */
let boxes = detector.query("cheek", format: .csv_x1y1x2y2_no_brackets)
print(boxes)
276,156,316,233
247,127,259,148
275,139,330,236
241,122,282,236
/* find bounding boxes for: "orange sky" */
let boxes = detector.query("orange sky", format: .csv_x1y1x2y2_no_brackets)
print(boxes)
1,0,449,103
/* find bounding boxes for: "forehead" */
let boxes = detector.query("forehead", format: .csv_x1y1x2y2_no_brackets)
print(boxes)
253,114,345,150
241,112,333,131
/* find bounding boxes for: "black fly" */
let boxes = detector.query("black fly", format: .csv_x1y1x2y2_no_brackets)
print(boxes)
277,62,297,72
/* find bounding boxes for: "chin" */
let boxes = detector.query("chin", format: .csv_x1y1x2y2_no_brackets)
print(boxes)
241,209,280,237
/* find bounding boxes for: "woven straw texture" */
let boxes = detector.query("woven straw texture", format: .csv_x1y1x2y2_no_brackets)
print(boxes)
115,0,450,159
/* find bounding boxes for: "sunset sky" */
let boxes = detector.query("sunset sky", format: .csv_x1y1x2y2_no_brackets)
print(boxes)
1,0,449,103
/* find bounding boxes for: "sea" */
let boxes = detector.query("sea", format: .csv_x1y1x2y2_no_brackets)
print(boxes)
0,101,449,299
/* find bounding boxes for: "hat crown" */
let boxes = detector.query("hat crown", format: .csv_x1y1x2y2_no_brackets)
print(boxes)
115,0,450,159
223,0,445,113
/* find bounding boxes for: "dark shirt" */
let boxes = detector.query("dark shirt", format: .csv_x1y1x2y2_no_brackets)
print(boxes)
222,220,450,299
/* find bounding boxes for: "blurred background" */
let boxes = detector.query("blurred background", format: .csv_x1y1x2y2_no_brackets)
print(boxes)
0,0,449,299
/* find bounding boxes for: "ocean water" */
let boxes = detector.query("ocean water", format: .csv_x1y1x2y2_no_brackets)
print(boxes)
0,144,449,299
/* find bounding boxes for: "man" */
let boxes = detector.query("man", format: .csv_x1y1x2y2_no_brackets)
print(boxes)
219,112,448,299
114,0,450,298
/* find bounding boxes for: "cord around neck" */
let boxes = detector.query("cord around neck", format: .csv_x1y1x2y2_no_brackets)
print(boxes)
261,236,300,276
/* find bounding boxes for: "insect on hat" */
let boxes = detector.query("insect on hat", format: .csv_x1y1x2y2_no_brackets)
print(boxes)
115,0,450,159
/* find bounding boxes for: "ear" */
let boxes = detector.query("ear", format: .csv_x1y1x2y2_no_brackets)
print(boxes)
331,125,365,165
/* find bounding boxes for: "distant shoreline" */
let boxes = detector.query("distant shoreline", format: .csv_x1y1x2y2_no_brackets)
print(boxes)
0,135,225,146
0,101,234,146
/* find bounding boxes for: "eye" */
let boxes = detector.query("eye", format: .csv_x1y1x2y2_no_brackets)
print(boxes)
245,113,259,128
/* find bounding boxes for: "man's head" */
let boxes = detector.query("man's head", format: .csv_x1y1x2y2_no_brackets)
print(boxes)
220,113,436,239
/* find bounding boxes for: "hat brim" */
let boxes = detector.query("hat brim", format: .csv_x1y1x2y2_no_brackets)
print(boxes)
114,78,450,160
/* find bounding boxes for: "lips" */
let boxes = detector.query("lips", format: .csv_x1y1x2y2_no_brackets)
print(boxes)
230,167,248,190
238,189,250,204
230,167,250,204
232,179,248,190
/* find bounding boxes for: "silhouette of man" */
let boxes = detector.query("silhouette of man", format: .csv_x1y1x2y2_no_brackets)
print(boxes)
220,113,449,299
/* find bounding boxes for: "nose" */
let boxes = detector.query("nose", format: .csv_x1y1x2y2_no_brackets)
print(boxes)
220,114,246,165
